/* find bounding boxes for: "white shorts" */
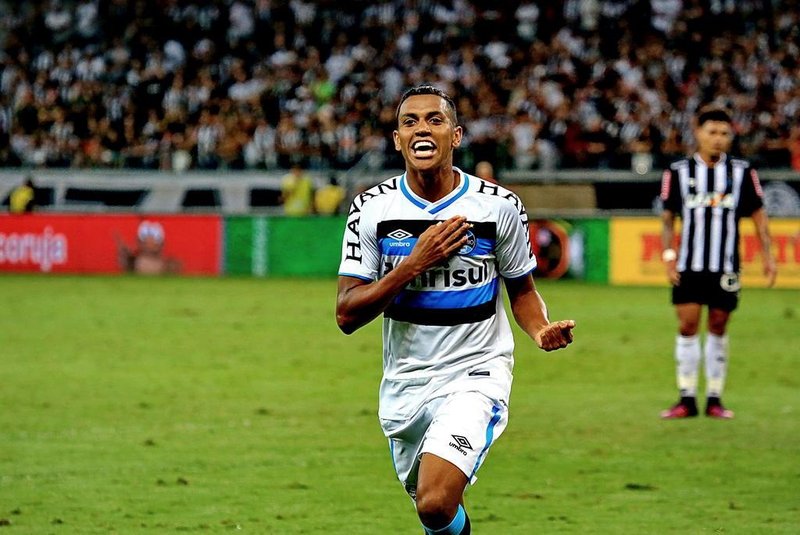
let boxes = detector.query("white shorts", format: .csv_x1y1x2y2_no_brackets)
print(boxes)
385,390,508,498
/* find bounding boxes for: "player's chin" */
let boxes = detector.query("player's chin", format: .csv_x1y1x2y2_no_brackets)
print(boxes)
408,156,439,170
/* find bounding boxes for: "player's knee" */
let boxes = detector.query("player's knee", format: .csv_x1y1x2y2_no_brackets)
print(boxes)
707,319,727,335
707,311,729,335
415,489,459,528
679,321,699,336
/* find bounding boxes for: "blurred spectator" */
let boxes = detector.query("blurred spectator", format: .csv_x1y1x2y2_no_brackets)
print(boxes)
314,174,345,215
9,176,36,213
509,110,541,170
280,163,314,216
474,160,497,183
0,1,797,172
789,124,800,172
577,115,615,169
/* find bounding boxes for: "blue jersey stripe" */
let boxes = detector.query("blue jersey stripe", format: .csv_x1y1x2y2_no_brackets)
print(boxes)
393,278,498,309
399,172,471,213
465,237,495,256
380,237,495,257
379,237,418,256
338,272,372,281
429,174,470,214
399,175,427,209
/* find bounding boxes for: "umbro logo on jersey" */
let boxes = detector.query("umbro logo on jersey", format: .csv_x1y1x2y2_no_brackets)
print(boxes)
386,229,413,241
449,435,473,456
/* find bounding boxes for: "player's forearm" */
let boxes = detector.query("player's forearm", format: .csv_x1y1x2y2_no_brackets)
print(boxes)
759,229,772,259
510,284,551,342
336,261,422,334
661,210,675,252
752,209,773,257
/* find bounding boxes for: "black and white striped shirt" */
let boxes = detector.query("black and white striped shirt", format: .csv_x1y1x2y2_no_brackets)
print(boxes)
661,154,764,274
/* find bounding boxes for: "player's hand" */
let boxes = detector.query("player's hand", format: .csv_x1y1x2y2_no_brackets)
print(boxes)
665,260,680,286
407,215,471,273
763,256,777,288
534,320,576,351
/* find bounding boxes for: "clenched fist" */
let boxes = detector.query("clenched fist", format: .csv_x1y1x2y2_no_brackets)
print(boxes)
534,320,576,351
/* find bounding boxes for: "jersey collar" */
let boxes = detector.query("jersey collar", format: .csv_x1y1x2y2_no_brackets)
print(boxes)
399,167,470,215
693,152,727,168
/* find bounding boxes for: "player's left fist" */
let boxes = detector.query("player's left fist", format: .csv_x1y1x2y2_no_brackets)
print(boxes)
535,320,576,351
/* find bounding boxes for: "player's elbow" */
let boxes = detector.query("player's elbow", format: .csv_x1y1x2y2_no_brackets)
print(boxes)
337,319,356,335
336,310,358,335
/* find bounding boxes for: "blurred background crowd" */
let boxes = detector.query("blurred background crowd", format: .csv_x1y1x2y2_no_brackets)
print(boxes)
1,0,799,174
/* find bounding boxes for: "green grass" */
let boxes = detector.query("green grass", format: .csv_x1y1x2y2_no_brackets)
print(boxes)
1,276,798,534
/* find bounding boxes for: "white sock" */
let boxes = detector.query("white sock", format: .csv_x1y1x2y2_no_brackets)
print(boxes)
675,334,701,398
705,333,729,398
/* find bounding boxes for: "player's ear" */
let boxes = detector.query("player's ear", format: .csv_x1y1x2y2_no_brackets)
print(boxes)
452,125,463,148
393,130,401,152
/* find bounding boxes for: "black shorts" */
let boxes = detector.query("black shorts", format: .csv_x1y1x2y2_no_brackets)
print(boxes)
672,271,740,312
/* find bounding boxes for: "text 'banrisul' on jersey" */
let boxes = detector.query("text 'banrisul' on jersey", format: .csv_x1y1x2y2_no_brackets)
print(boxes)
378,219,499,326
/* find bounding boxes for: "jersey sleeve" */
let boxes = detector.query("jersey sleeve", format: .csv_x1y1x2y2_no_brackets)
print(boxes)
660,167,681,213
737,166,765,217
495,195,538,279
338,198,380,281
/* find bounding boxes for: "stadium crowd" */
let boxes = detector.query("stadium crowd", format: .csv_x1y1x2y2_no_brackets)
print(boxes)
0,0,799,173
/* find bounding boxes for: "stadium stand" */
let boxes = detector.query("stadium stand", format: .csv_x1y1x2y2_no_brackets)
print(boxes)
0,0,798,175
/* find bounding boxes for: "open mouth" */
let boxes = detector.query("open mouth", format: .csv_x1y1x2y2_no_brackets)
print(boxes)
411,140,436,157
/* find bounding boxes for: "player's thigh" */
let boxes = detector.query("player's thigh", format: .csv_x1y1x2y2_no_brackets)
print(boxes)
421,391,508,486
415,452,468,514
385,400,441,498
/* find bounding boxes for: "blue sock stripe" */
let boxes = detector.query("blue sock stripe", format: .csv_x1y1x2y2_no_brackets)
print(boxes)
423,504,466,534
469,405,503,480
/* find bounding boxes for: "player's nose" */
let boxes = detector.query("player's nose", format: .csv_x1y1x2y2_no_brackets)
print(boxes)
413,123,431,135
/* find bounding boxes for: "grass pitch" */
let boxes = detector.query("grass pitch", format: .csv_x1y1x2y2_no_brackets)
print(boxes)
1,275,798,534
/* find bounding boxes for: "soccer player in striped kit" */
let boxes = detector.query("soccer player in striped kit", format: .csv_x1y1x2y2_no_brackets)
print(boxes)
337,86,575,534
660,105,777,419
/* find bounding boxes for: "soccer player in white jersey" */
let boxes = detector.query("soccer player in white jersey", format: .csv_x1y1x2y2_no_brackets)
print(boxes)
336,85,575,534
660,105,777,420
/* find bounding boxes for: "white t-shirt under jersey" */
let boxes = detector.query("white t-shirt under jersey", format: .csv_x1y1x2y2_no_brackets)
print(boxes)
339,168,537,425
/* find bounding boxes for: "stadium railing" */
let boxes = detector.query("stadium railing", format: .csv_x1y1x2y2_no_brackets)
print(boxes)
2,168,799,217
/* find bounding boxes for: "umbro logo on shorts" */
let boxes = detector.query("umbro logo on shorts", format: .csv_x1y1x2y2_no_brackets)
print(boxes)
449,435,473,456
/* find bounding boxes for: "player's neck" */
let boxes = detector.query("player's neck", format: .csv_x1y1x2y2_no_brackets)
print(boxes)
696,151,725,166
406,167,460,202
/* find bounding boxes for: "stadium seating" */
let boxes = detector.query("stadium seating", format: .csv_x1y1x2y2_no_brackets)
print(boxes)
0,1,798,173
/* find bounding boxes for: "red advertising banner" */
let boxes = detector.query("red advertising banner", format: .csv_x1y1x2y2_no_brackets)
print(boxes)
610,217,800,288
0,214,222,275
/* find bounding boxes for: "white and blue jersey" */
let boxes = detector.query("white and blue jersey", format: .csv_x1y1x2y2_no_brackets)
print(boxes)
339,167,537,424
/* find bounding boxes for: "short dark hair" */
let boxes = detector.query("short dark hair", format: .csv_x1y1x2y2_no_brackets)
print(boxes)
696,105,732,126
395,85,458,125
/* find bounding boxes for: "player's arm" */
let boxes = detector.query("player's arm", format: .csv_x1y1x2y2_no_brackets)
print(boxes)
336,216,472,334
661,209,679,285
504,274,575,352
751,207,777,287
